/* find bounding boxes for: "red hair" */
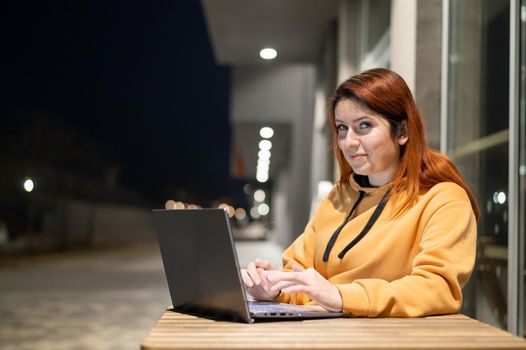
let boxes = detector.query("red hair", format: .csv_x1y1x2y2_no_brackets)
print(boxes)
328,68,479,219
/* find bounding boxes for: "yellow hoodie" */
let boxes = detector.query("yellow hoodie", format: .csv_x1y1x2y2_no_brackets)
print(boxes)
275,175,477,317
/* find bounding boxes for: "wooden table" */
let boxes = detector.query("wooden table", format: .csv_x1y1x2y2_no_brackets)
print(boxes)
141,310,526,350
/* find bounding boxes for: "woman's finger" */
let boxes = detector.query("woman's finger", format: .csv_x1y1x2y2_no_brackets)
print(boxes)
281,285,307,294
263,270,301,284
246,262,261,285
256,267,268,287
240,268,254,288
291,263,305,272
255,258,274,270
268,279,299,293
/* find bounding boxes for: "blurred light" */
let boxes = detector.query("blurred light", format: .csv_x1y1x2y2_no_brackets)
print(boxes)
497,192,506,204
234,208,247,220
187,204,199,209
250,206,261,219
258,158,270,167
228,206,235,218
259,48,277,60
256,172,268,180
493,192,507,204
165,200,176,209
23,178,34,193
258,140,272,151
486,200,492,213
174,201,185,209
258,149,271,160
520,165,526,176
254,189,266,202
257,203,270,216
257,162,269,170
257,165,269,174
256,173,269,183
243,184,251,194
259,127,274,139
219,203,235,217
256,139,271,182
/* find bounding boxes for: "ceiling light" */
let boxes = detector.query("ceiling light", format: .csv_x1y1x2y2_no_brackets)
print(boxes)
260,48,277,60
257,158,270,167
256,173,269,183
259,127,274,138
258,140,272,151
258,149,271,160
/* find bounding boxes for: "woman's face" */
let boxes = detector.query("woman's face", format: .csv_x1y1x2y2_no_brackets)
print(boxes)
334,99,408,186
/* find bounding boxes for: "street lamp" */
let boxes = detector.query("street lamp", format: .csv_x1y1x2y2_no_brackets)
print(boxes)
23,178,34,193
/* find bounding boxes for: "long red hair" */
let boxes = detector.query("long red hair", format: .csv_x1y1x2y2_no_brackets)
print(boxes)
328,68,479,219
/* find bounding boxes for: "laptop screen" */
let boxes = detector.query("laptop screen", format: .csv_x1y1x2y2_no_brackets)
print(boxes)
153,208,252,322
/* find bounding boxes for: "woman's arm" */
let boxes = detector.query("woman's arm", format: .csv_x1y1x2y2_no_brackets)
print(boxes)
335,194,477,317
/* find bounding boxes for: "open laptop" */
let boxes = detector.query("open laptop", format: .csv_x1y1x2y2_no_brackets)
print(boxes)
152,208,344,323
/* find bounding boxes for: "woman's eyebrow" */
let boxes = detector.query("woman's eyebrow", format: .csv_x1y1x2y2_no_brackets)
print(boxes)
335,115,373,125
351,116,371,123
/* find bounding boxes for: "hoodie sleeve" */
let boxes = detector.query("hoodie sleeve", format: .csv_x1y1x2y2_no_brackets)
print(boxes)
273,197,330,305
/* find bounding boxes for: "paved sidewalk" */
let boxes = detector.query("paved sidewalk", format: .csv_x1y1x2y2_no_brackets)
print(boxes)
0,240,283,350
0,243,170,350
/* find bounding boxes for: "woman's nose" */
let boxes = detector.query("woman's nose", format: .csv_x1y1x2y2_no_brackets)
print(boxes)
343,130,360,148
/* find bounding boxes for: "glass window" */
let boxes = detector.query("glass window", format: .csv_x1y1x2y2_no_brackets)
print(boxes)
520,0,526,338
447,0,510,330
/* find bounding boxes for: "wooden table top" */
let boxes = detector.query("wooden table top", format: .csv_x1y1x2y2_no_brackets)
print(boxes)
141,310,526,350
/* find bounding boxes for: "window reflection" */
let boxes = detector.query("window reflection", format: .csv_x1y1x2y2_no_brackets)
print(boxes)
447,0,510,330
520,0,526,338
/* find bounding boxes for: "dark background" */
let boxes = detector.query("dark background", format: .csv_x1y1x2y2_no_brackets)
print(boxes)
1,0,240,210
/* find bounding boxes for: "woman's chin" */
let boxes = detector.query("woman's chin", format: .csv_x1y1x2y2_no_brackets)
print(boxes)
350,167,369,176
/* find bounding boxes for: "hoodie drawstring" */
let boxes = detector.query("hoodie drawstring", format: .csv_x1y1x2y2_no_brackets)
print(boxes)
322,189,391,262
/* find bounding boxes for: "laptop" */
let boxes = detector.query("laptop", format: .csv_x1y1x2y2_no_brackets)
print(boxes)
152,208,344,323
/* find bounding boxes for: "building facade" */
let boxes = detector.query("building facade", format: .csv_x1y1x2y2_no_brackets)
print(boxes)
202,0,525,335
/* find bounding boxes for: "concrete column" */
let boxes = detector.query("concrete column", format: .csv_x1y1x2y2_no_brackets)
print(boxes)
415,0,443,149
337,0,361,84
390,0,417,94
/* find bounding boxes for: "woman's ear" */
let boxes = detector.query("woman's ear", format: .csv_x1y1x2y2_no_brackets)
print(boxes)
398,121,408,145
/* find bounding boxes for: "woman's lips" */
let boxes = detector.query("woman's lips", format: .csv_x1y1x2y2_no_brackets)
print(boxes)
351,154,367,159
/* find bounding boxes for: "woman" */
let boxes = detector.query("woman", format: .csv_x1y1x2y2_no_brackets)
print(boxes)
241,68,479,317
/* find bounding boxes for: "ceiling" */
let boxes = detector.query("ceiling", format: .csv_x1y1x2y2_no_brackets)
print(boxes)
201,0,339,65
201,0,339,183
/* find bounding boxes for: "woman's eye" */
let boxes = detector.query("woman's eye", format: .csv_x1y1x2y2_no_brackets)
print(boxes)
358,122,371,129
336,124,348,131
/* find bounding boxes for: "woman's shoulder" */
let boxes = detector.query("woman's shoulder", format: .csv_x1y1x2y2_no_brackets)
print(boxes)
421,181,471,204
324,181,355,211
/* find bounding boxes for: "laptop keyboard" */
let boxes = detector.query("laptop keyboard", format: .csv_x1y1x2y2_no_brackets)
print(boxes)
248,302,325,314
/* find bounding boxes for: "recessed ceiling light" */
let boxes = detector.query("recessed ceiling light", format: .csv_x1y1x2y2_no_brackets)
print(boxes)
260,126,274,138
260,48,277,60
258,140,272,151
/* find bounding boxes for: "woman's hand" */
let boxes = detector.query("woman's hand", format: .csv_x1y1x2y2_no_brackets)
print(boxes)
263,264,343,312
240,258,280,301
